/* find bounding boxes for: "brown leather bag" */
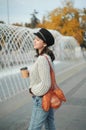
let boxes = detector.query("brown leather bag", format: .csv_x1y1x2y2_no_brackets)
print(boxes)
42,56,66,111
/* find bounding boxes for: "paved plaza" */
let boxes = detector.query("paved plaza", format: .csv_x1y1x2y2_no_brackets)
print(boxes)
0,61,86,130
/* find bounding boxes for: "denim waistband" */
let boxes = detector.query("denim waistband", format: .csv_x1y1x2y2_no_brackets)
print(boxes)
32,95,43,99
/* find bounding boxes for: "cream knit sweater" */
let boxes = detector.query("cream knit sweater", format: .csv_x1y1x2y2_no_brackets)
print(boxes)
29,54,54,96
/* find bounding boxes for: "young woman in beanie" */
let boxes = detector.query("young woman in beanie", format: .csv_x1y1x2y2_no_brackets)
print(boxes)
28,28,56,130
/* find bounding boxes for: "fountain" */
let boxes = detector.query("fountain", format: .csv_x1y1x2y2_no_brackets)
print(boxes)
0,24,84,102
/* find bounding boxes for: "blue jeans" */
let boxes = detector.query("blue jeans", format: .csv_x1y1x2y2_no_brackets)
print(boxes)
28,96,56,130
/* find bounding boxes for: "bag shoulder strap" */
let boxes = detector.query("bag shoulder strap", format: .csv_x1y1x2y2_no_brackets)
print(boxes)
44,55,57,89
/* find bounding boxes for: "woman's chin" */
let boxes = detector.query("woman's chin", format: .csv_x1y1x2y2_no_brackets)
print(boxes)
34,47,37,49
34,46,38,49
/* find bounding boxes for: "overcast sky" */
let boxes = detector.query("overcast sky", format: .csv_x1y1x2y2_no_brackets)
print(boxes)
0,0,86,24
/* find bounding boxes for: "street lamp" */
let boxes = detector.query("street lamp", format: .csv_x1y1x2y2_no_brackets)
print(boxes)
7,0,10,24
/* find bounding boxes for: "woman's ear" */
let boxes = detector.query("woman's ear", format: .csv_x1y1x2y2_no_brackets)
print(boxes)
43,44,47,47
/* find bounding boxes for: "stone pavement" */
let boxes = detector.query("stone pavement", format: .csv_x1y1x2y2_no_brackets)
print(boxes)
54,65,86,130
0,62,86,130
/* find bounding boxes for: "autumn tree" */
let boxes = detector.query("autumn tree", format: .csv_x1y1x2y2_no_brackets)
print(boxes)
37,0,85,45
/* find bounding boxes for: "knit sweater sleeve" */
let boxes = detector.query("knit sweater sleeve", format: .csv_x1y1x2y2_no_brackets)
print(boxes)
31,56,51,96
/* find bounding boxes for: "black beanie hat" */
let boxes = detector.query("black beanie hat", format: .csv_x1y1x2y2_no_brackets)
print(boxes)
34,28,54,47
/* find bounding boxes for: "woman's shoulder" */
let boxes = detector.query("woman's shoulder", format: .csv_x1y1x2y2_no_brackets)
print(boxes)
36,55,47,64
36,54,53,68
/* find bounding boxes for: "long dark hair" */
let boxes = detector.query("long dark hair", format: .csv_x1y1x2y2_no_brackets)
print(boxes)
35,47,55,62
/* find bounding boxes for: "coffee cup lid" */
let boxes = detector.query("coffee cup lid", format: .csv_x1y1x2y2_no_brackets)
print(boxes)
20,67,27,70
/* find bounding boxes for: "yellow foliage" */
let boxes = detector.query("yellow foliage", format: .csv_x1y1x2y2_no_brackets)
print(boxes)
37,6,85,45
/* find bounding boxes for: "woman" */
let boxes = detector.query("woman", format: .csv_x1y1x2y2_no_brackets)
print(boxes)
28,28,56,130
